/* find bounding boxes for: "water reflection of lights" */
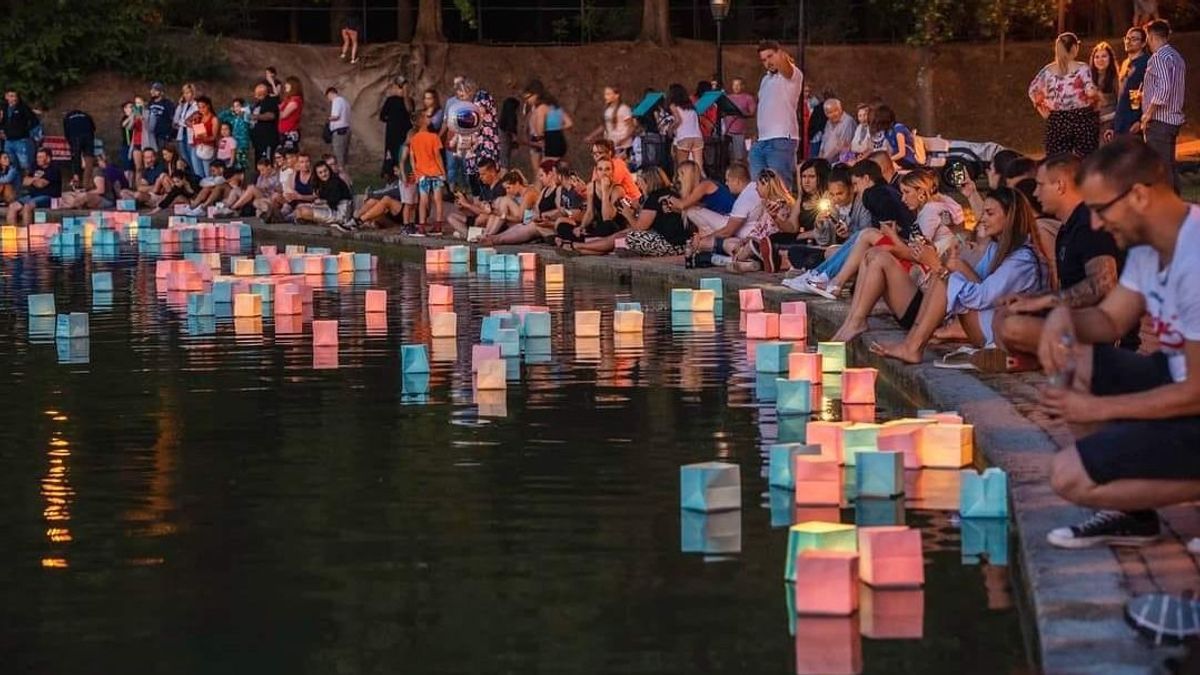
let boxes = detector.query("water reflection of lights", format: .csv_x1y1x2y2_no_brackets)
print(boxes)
41,410,75,568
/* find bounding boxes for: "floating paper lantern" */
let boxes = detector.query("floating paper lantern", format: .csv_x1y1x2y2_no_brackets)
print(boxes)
781,300,807,315
855,450,905,498
755,341,793,372
615,301,642,312
28,294,55,317
739,288,764,311
793,551,860,616
918,410,964,424
680,509,742,555
495,328,520,357
400,344,430,374
960,467,1008,518
841,368,878,404
614,309,644,334
233,293,262,317
779,312,807,340
698,277,723,298
523,311,552,338
275,286,302,315
312,320,338,347
233,257,255,276
211,280,233,304
769,443,821,489
517,251,537,271
475,247,495,268
878,421,931,469
776,379,814,416
353,252,375,271
784,521,857,581
670,288,694,312
861,586,925,640
794,456,842,506
817,341,847,373
841,403,876,423
186,293,214,316
692,289,716,312
364,289,387,313
806,421,851,463
303,256,323,275
858,526,924,588
574,310,601,337
446,245,470,264
425,248,448,265
54,313,89,339
788,351,822,382
746,312,780,339
428,284,453,305
544,263,564,283
841,423,882,467
918,424,974,468
472,344,502,371
431,311,458,338
475,358,507,390
679,461,741,512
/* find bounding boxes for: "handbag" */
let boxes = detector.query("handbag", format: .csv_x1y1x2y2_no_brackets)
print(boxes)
321,123,333,144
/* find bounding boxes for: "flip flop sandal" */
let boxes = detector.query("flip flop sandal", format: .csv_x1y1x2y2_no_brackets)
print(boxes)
932,346,980,370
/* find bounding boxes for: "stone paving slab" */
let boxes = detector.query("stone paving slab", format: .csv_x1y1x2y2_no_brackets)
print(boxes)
249,222,1196,673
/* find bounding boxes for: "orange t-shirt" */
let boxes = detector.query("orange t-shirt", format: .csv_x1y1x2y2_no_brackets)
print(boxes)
409,130,444,178
611,156,641,202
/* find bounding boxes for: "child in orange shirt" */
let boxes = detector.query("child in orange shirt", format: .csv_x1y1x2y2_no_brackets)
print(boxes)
400,110,446,233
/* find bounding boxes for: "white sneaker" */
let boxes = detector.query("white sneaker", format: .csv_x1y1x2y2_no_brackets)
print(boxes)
782,274,814,292
808,271,829,286
185,205,205,217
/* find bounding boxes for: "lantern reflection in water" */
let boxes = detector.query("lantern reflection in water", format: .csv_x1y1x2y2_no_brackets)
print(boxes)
41,410,75,567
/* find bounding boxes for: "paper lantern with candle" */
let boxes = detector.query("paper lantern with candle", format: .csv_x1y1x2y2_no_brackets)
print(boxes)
186,293,214,316
233,293,262,317
276,286,302,315
817,342,847,373
233,257,255,276
614,309,644,333
793,551,860,615
520,311,550,338
794,456,841,506
680,509,742,555
841,368,878,404
365,289,387,313
670,288,694,312
691,289,716,312
855,450,905,498
431,311,458,338
574,310,601,337
429,284,453,305
445,245,469,264
425,248,447,265
739,287,764,311
960,468,1008,518
755,341,793,372
918,424,974,468
769,443,821,489
781,300,807,316
495,328,520,357
699,276,723,298
776,378,814,416
878,422,931,469
475,358,507,390
616,301,642,312
91,272,113,292
472,344,502,371
858,525,924,588
806,421,851,463
54,313,89,339
779,312,807,341
746,312,780,339
918,409,964,424
475,247,495,268
679,461,741,512
401,344,430,374
544,263,564,283
517,251,537,270
28,294,56,316
312,320,338,347
353,252,375,271
841,423,882,466
784,521,857,581
788,351,822,382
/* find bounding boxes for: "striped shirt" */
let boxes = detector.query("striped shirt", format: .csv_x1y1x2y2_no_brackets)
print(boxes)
1142,43,1186,126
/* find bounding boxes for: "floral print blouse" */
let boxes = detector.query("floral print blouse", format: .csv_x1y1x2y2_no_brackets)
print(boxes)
1028,63,1098,113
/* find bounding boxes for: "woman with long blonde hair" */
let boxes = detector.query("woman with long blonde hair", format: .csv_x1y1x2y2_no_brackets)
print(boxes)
1028,32,1100,156
668,160,734,236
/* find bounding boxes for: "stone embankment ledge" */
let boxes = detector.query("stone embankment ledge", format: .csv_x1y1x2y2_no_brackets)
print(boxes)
252,221,1194,674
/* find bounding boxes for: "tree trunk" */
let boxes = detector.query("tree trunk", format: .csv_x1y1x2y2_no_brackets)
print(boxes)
397,0,415,42
289,9,300,43
639,0,672,47
414,0,445,42
331,0,351,44
916,46,937,136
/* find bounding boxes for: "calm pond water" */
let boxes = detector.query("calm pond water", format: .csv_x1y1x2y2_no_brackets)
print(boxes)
0,233,1030,674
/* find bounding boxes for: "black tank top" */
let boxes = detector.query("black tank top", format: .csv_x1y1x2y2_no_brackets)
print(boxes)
538,186,558,214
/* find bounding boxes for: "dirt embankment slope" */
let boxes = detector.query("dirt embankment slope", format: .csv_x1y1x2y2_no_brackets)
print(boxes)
45,34,1200,176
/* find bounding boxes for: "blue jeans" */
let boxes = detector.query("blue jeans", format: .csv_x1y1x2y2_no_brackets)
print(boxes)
179,141,201,177
748,138,797,189
444,151,466,192
5,138,32,174
811,229,862,278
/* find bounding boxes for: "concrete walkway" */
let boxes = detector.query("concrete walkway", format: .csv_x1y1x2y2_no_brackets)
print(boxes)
250,221,1199,673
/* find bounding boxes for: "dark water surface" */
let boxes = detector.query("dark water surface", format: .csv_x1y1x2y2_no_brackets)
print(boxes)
0,236,1029,674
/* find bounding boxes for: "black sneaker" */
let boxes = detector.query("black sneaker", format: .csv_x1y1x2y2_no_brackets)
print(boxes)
331,222,350,233
1046,510,1160,549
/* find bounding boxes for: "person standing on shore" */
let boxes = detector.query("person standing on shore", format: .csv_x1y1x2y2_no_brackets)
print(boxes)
379,77,412,178
326,87,352,169
724,77,756,164
749,40,803,189
1138,19,1186,191
1110,27,1150,142
250,82,280,167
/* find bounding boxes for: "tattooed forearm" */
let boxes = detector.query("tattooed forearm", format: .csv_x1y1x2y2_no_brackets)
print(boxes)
1059,255,1119,308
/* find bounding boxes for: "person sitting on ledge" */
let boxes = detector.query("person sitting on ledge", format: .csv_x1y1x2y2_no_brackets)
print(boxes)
477,170,539,243
483,160,581,246
1039,137,1200,549
668,160,734,238
615,167,692,257
446,158,503,239
556,156,628,255
861,186,1051,363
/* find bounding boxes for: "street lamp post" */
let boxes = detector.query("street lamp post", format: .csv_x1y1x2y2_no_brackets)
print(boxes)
710,0,731,89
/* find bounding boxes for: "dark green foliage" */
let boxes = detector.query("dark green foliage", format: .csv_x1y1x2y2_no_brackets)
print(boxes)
0,0,228,105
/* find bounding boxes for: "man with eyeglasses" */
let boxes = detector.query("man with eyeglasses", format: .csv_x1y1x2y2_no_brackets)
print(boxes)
1110,27,1150,141
1034,137,1200,550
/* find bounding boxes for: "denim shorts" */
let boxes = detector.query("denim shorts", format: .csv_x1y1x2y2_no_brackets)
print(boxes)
19,194,51,208
418,176,445,195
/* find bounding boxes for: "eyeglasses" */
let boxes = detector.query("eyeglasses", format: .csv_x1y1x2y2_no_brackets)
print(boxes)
1124,35,1144,42
1086,184,1139,218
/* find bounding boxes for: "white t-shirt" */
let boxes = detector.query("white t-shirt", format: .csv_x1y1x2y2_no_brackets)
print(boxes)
329,96,351,131
915,201,956,253
756,65,804,141
730,185,765,238
674,108,703,142
604,103,633,149
1119,204,1200,382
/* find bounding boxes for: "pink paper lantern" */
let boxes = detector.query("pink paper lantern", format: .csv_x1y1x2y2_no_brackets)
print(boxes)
841,404,876,423
739,288,764,311
841,368,878,404
259,245,277,256
794,506,841,524
269,255,291,275
472,344,502,371
779,313,807,340
313,346,339,370
794,456,842,505
429,284,453,305
365,312,388,334
793,551,859,615
275,287,303,316
313,320,338,347
858,526,924,588
861,587,924,640
425,249,447,264
781,300,807,316
789,352,822,382
746,312,780,339
794,617,862,675
806,421,851,463
303,256,323,275
365,289,388,313
518,251,537,270
879,420,934,469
